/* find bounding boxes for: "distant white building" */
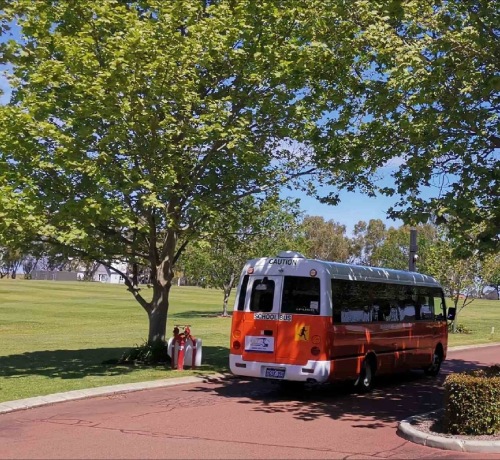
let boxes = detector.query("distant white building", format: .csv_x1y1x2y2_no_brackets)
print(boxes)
78,262,129,284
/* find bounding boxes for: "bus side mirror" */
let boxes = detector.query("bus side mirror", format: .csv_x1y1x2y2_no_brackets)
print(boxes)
447,308,456,321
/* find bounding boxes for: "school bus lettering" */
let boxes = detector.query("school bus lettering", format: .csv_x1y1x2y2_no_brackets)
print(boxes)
254,313,278,320
268,258,298,266
254,313,292,321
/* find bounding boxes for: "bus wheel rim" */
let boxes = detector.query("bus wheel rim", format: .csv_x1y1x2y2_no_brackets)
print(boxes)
363,363,372,386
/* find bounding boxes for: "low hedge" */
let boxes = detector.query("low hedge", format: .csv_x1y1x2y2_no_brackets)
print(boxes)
443,365,500,435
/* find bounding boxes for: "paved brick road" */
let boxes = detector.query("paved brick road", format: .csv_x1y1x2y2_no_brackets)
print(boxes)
0,345,499,459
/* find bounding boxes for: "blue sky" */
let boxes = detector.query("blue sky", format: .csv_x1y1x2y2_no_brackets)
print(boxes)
281,164,410,235
287,188,403,234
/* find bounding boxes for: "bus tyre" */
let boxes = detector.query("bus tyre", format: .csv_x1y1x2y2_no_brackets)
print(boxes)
356,359,374,393
424,351,442,377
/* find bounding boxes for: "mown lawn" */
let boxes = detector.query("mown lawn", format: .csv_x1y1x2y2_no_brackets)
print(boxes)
447,297,500,347
0,279,233,403
0,279,498,403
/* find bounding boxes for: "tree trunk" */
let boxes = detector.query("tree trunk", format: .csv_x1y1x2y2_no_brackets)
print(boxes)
452,296,459,334
222,288,231,317
147,282,171,344
141,206,180,348
221,273,236,317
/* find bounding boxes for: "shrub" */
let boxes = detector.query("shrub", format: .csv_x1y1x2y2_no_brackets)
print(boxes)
447,322,471,334
119,340,170,365
443,365,500,435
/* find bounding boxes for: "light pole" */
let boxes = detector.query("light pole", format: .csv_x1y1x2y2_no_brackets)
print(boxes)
409,227,418,271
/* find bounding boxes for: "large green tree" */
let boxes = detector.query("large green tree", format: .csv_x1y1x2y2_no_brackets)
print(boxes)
371,224,438,271
312,0,499,255
302,215,350,262
426,235,481,333
0,1,369,345
350,219,387,265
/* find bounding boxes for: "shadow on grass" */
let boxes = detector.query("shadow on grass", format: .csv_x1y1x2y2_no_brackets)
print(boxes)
0,346,229,380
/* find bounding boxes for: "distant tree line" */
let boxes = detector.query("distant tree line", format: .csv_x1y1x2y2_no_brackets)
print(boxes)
2,198,498,333
177,206,500,318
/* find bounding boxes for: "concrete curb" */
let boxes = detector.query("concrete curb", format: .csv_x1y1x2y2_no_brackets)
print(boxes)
448,342,500,352
397,343,500,453
0,374,226,415
398,410,500,453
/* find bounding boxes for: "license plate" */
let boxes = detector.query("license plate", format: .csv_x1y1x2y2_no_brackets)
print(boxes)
265,368,285,379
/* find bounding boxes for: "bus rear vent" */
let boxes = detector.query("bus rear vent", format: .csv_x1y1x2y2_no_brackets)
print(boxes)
276,251,305,258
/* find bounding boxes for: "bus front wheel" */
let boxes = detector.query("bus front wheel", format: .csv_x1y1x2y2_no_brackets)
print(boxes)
355,359,374,392
424,350,442,377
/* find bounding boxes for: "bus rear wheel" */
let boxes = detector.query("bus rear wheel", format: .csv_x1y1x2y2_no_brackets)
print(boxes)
355,359,374,393
424,351,442,377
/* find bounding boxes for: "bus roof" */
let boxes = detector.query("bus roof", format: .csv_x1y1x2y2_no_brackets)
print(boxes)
246,251,441,288
320,260,440,287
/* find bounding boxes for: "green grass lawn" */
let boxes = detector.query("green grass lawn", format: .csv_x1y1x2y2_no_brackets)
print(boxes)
447,298,500,347
0,279,499,403
0,279,233,403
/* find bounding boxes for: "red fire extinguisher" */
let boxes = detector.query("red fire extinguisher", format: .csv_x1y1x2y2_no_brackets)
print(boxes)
171,325,194,370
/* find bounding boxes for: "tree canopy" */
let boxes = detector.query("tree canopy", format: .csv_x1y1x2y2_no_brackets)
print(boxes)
313,0,499,254
0,0,498,347
302,216,350,262
180,196,304,315
0,0,371,344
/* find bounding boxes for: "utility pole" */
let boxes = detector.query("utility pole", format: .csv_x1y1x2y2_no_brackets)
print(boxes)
409,227,418,271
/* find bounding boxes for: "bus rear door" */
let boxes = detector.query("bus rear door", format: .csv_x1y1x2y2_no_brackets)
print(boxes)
275,275,324,364
241,275,283,365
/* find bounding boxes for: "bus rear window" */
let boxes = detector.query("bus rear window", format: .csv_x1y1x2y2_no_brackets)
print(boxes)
250,278,275,312
281,276,320,315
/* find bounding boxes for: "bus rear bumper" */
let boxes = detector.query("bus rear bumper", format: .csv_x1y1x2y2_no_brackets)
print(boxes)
229,354,330,383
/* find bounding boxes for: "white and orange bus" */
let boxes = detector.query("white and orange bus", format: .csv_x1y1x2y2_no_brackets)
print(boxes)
229,251,449,390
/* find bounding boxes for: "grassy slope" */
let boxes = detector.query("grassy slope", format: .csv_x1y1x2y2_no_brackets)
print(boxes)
0,279,499,402
0,280,233,403
448,298,500,347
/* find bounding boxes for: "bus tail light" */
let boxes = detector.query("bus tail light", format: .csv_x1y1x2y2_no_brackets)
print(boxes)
233,340,241,350
310,346,321,356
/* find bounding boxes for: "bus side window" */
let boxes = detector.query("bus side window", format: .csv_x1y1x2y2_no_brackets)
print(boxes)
433,289,446,320
400,301,416,321
331,279,344,323
416,296,430,320
372,302,383,321
237,275,249,311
